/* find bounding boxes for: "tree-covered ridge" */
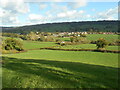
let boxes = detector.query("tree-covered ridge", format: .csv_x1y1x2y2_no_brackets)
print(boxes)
2,20,119,34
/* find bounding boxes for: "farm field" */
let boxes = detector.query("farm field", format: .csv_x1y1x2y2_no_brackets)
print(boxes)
86,34,119,42
23,41,56,50
2,50,118,88
1,34,119,88
2,44,119,88
57,34,119,43
55,44,119,50
1,1,119,89
3,50,118,67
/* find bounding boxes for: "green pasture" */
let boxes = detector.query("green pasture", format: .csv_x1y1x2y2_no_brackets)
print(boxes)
2,50,118,88
2,34,119,88
87,34,119,42
57,34,119,43
3,50,118,68
23,41,56,50
55,44,119,51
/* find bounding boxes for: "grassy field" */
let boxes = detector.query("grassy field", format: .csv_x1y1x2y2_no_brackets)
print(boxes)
87,34,119,42
58,34,119,43
3,50,118,67
55,44,119,50
2,35,119,88
2,49,118,88
23,41,56,50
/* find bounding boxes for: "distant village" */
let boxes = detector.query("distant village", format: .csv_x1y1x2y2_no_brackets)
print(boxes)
34,31,119,38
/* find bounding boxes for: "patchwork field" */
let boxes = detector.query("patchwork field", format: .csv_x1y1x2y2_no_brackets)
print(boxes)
86,34,119,42
23,41,56,50
54,44,119,50
57,34,119,43
1,34,119,88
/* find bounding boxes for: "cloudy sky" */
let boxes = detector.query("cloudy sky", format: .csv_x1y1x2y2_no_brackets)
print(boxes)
0,0,119,27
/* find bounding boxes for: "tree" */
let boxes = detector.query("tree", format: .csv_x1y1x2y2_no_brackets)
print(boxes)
96,38,108,50
70,36,75,42
27,32,38,41
2,38,24,51
80,33,87,37
70,36,89,44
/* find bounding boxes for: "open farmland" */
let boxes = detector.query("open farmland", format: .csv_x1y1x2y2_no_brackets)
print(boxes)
2,34,119,88
57,34,119,43
1,1,119,89
23,41,56,50
2,49,118,88
54,44,119,50
86,34,119,43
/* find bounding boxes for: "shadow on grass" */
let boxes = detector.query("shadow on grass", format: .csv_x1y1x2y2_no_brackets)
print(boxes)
64,40,70,42
2,56,118,88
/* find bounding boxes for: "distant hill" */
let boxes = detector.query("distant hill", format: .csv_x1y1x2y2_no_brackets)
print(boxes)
2,20,119,34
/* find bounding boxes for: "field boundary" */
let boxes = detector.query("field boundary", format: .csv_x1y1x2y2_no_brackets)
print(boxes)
40,47,120,53
1,50,28,54
2,47,120,54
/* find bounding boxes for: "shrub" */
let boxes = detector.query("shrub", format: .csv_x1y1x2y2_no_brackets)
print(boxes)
70,36,89,44
70,37,74,42
80,34,87,37
38,35,46,41
96,38,108,50
56,39,62,43
26,32,38,41
20,35,27,40
38,36,55,42
60,42,66,46
45,36,55,42
70,36,80,43
90,40,97,44
2,38,24,51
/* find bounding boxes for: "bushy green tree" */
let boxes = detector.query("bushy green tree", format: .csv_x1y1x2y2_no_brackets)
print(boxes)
2,38,24,51
56,39,62,43
45,36,55,42
70,36,78,42
80,33,87,37
96,38,108,49
27,32,38,41
37,35,45,41
70,36,89,44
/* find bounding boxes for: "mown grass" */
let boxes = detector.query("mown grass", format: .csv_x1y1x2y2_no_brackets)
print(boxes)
55,44,119,51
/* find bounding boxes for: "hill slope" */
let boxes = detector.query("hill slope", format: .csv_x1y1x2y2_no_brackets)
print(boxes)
2,20,119,33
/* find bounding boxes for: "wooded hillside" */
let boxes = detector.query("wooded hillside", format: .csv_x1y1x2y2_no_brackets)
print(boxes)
2,20,119,34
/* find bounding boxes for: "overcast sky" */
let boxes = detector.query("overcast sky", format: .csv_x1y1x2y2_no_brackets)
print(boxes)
0,0,119,27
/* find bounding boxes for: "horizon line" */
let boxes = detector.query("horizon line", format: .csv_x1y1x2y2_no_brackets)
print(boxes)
1,20,119,27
